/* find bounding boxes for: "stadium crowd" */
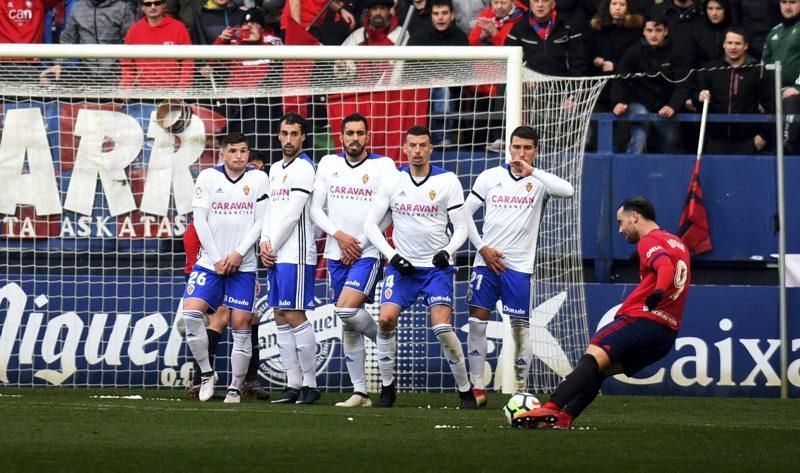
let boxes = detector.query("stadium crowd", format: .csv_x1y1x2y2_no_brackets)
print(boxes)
0,0,790,154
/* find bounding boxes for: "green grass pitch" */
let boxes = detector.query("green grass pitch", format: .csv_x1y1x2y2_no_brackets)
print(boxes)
2,388,799,472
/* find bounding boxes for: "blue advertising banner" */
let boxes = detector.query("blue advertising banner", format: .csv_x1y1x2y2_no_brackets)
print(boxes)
586,284,800,398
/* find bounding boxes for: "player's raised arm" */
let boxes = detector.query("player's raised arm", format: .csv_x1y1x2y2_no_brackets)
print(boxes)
532,168,574,198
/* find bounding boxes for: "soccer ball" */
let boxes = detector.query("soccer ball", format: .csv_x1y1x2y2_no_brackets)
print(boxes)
503,392,541,426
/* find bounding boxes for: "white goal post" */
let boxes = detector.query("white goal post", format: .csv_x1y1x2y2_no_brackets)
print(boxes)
0,43,602,395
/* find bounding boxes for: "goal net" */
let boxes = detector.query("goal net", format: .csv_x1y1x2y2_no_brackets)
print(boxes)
0,44,605,394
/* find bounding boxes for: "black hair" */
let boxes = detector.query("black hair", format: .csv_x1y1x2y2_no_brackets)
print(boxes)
723,25,748,43
342,112,369,132
643,13,667,28
406,125,431,140
279,112,306,133
509,126,539,147
619,196,656,221
248,149,264,162
429,0,454,11
220,132,248,148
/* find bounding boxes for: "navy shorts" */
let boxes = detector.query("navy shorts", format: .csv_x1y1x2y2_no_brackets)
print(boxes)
590,315,677,376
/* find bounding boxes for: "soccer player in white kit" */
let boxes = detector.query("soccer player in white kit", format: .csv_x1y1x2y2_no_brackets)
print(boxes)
310,113,398,407
462,126,574,406
364,125,477,409
259,113,321,405
182,133,269,403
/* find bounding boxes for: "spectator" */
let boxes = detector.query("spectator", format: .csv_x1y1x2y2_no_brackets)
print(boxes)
395,0,432,38
588,0,644,103
121,0,194,90
190,0,245,45
762,0,800,154
39,0,136,84
164,0,204,32
661,0,705,66
281,0,355,43
693,27,772,154
0,0,61,81
693,0,732,68
0,0,60,44
408,0,468,146
505,0,588,76
468,0,526,46
731,0,780,60
211,7,283,152
331,0,421,162
453,0,488,34
611,14,691,153
553,0,598,39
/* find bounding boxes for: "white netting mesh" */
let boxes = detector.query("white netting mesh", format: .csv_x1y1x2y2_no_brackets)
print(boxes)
0,47,604,394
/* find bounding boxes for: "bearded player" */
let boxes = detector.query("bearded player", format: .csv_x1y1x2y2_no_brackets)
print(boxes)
310,113,397,407
514,196,691,429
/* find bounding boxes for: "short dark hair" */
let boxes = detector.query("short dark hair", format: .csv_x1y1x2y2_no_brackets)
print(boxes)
724,26,748,43
342,113,369,132
220,132,248,148
406,125,431,140
279,112,306,133
619,196,656,222
248,149,264,163
509,126,539,147
429,0,454,11
643,13,667,28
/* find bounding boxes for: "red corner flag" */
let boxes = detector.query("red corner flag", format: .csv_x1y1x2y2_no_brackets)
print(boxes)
677,158,712,255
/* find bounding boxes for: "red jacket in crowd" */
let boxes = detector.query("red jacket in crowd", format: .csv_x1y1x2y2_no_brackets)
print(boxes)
121,15,193,89
0,0,60,43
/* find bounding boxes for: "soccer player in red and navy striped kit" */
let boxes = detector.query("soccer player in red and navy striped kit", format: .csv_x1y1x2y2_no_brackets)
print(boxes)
515,196,691,429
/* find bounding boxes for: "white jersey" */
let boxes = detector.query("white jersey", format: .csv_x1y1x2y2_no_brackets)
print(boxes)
314,152,397,260
378,164,465,268
268,153,317,265
469,164,571,274
192,166,268,272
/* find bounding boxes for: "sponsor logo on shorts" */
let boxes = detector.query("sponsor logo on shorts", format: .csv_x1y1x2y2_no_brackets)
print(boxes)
186,284,195,295
254,294,339,386
428,295,451,304
345,279,361,288
225,295,249,306
502,305,526,316
278,299,293,307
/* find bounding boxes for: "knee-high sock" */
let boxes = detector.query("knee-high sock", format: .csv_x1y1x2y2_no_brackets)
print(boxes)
376,330,396,387
293,321,318,388
192,328,222,384
549,354,602,409
245,327,259,382
562,373,607,420
467,317,488,389
183,310,212,374
276,323,302,389
229,329,252,391
342,326,367,394
511,318,532,392
433,323,471,392
337,307,377,342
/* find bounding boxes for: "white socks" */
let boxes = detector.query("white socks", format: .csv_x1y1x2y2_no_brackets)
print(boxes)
376,330,397,387
183,310,212,374
276,323,302,389
433,323,471,392
511,318,532,392
336,307,377,394
467,317,488,389
293,321,318,388
229,329,252,391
